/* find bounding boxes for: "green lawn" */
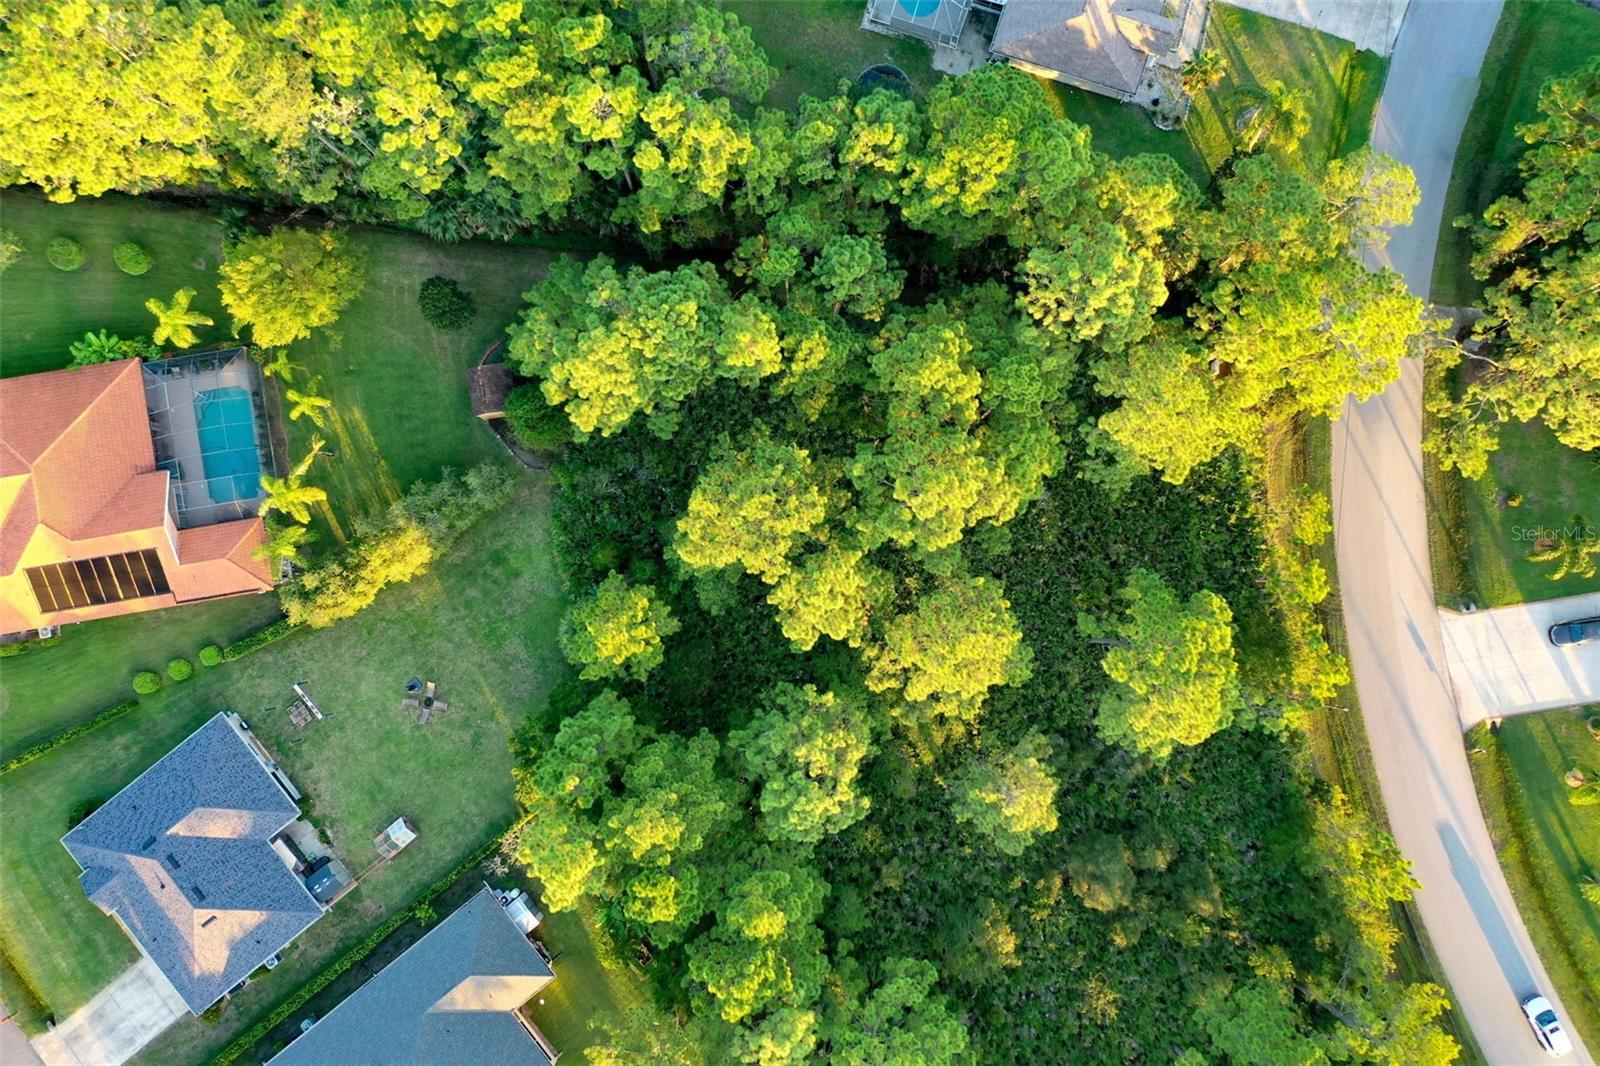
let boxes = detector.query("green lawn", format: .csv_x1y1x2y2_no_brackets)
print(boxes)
0,482,566,1049
1177,4,1385,177
0,595,281,762
1468,707,1600,1052
0,191,229,376
1446,419,1600,608
279,229,548,543
725,0,944,110
1430,0,1600,306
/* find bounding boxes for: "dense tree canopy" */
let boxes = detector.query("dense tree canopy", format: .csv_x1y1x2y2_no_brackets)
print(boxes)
1,4,1458,1060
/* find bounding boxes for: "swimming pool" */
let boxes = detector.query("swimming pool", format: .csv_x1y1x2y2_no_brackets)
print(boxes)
194,387,263,503
897,0,940,16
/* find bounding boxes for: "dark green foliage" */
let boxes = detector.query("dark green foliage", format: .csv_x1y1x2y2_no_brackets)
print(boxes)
198,644,223,667
166,657,193,681
417,275,475,330
65,798,105,831
45,236,83,271
0,635,59,658
112,240,151,275
132,670,161,695
503,383,570,453
221,617,298,661
0,700,139,777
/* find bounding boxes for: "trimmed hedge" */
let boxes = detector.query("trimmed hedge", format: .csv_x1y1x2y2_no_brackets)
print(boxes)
417,275,476,330
113,241,152,275
168,657,194,681
0,635,61,658
199,644,224,667
222,617,298,661
46,236,84,271
133,670,163,695
213,816,529,1066
0,700,140,776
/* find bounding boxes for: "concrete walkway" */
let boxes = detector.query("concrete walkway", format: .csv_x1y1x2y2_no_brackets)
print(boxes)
1,997,46,1066
29,957,187,1066
1441,592,1600,725
1335,1,1593,1063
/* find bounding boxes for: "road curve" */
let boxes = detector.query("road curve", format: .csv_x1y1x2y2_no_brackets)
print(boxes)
1334,2,1593,1063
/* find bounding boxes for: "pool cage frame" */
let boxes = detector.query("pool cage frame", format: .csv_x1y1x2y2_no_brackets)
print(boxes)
142,348,278,529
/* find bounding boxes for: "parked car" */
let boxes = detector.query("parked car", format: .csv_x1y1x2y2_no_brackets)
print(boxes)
1548,616,1600,647
1521,995,1574,1057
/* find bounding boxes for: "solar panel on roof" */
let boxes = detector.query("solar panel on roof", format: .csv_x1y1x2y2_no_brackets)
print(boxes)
24,550,170,613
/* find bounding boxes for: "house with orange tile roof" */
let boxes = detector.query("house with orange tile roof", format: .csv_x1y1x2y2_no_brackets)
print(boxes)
0,355,276,638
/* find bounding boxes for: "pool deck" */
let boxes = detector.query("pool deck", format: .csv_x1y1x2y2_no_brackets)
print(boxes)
142,350,272,528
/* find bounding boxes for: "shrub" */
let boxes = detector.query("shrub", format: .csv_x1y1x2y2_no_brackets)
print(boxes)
0,229,22,274
46,237,84,271
504,383,571,453
133,670,162,695
112,241,152,275
219,228,363,346
167,657,194,681
199,644,223,667
418,275,476,330
0,700,139,777
222,617,298,661
0,634,59,658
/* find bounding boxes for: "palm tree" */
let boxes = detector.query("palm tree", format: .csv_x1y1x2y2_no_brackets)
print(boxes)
68,329,126,367
1180,50,1227,96
254,520,311,568
258,436,328,525
1527,515,1600,581
285,377,334,428
145,288,214,349
1231,80,1312,155
258,349,304,383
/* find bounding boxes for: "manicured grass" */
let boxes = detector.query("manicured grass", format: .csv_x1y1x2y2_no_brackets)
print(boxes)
0,595,280,762
726,0,943,110
280,228,548,544
1449,419,1600,608
0,482,566,1049
0,191,229,375
1037,84,1209,184
1468,706,1600,1053
1179,4,1385,178
523,902,659,1059
1430,0,1600,306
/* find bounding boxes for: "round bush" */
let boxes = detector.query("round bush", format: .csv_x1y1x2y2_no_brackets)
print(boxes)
167,657,194,681
199,644,223,667
418,275,476,330
133,670,162,695
113,241,152,276
46,237,85,272
504,383,571,453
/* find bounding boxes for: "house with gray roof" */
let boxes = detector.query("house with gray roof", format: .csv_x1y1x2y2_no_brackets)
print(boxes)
990,0,1207,101
61,712,327,1014
268,887,558,1066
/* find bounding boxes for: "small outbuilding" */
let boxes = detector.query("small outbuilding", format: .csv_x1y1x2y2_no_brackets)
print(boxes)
468,364,515,421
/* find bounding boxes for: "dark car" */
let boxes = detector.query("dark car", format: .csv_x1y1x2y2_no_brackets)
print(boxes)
1548,616,1600,648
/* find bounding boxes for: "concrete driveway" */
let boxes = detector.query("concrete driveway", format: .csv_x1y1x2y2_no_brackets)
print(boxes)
29,957,187,1066
1224,0,1411,55
1441,592,1600,726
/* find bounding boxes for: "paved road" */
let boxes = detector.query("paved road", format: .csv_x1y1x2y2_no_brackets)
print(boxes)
1441,592,1600,724
1335,2,1593,1063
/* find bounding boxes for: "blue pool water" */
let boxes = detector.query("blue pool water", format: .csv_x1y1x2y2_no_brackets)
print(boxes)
194,387,262,502
897,0,939,16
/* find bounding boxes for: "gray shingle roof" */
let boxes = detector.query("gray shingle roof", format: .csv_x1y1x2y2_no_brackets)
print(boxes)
61,714,323,1013
269,888,556,1066
991,0,1160,97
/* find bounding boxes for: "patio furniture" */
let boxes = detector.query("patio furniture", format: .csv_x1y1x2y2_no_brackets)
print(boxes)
401,696,421,713
289,701,314,728
423,681,437,701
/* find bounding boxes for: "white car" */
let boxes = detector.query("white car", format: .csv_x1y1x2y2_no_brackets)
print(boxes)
1522,995,1574,1057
